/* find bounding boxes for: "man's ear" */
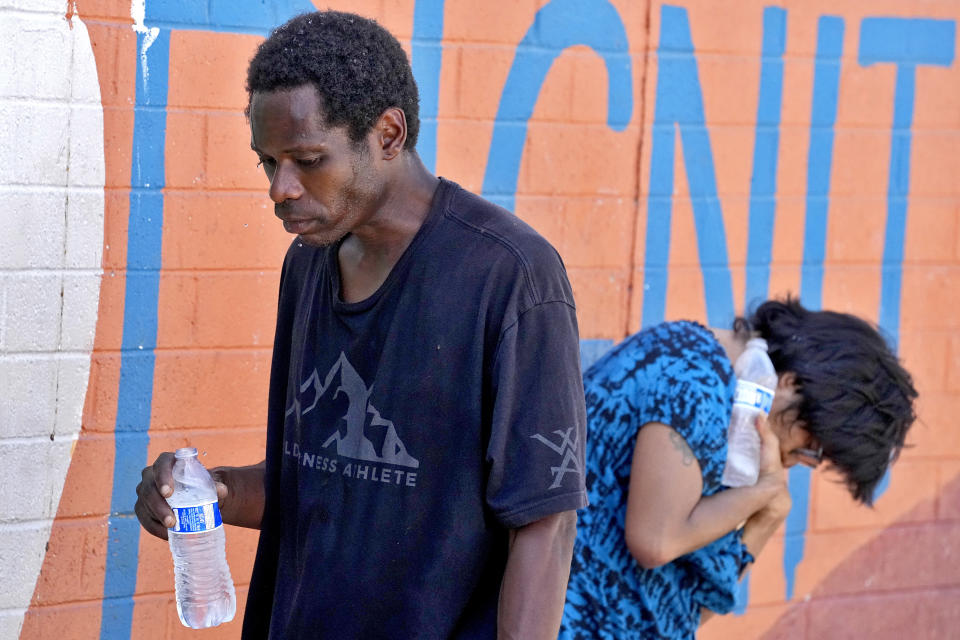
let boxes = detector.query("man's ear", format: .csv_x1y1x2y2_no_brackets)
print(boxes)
777,371,797,391
376,107,407,160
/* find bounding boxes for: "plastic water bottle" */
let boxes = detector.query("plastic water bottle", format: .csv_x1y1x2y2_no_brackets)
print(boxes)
165,447,236,628
721,338,778,487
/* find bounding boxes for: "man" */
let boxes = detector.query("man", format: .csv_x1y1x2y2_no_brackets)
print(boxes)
135,10,587,639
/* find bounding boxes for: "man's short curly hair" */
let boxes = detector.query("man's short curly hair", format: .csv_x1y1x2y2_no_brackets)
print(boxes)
246,11,420,149
737,297,918,505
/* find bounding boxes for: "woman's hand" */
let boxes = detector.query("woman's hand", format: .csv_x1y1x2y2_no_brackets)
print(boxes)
753,414,791,521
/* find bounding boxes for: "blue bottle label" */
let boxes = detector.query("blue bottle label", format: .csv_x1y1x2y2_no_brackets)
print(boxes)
169,501,222,533
733,380,775,414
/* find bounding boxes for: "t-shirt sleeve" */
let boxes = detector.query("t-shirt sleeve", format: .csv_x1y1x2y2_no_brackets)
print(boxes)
636,365,717,473
684,528,754,614
485,300,589,529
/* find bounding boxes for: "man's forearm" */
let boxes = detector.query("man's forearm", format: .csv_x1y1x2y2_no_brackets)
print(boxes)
498,510,577,639
211,461,266,529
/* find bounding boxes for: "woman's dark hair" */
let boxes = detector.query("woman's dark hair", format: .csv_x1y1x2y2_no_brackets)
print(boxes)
736,297,917,505
245,11,420,149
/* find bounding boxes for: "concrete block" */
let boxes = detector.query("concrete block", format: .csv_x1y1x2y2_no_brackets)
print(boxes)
907,393,960,459
156,271,281,349
0,273,63,352
64,188,105,269
938,463,960,521
0,355,58,437
0,610,24,640
206,112,263,191
901,266,960,331
44,436,74,518
18,601,105,639
949,337,960,393
897,329,949,395
30,517,109,606
0,0,69,12
51,433,112,518
566,268,628,341
0,101,70,186
151,350,271,430
69,13,102,105
161,192,284,271
67,103,105,187
813,458,937,531
0,438,74,521
0,187,67,269
0,13,71,101
166,30,259,110
54,353,92,437
807,588,960,639
59,273,100,351
0,521,49,610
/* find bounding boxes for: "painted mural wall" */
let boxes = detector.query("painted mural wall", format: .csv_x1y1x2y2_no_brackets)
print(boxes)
1,0,957,638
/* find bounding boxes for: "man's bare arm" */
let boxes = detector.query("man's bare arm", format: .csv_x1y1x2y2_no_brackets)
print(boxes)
136,455,266,539
211,461,267,529
497,510,577,639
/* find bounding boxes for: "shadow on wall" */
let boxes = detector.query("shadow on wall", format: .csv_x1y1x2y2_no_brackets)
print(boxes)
761,471,960,640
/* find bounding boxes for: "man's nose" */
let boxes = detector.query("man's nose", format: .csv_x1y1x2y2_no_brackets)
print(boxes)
269,162,303,204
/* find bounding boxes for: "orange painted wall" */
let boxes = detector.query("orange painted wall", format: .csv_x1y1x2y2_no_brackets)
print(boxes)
19,1,960,638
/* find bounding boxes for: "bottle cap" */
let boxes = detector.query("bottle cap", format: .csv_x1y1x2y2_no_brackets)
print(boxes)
174,447,199,459
746,337,769,351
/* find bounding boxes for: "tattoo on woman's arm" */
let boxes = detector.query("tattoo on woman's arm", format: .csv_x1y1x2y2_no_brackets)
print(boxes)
669,431,695,466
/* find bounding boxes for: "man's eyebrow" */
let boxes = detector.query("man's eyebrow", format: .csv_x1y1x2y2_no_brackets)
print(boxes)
282,142,329,153
249,142,330,155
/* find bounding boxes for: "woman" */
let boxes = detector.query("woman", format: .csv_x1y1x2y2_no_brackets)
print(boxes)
560,298,917,639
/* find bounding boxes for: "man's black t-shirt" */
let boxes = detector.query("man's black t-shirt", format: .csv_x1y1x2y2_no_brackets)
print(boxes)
243,178,588,639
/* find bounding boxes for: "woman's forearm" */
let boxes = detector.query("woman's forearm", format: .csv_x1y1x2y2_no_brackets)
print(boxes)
673,480,780,562
630,478,779,569
739,500,788,561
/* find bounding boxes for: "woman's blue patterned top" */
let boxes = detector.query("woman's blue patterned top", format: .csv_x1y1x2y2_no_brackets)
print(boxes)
560,321,754,639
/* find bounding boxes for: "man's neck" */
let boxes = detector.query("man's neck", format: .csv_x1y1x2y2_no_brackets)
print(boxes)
337,154,439,303
346,153,438,256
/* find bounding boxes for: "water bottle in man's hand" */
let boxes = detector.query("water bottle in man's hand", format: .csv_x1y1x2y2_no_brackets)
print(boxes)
166,447,236,628
722,338,778,487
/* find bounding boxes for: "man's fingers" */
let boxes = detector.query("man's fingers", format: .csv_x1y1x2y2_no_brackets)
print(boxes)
137,477,175,529
134,497,170,540
153,451,176,498
135,452,178,540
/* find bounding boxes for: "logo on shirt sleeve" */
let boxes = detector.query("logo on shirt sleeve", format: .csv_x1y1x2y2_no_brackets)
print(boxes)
530,427,582,489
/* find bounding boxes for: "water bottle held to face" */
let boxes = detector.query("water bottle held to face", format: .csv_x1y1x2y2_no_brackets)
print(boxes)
165,447,236,629
722,338,778,487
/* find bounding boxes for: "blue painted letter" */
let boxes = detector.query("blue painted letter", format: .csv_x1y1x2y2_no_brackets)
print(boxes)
642,5,734,329
481,0,632,212
859,18,956,353
785,15,844,603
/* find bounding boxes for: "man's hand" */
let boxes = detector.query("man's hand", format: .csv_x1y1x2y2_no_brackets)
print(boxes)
135,454,265,540
498,510,577,639
134,452,179,540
